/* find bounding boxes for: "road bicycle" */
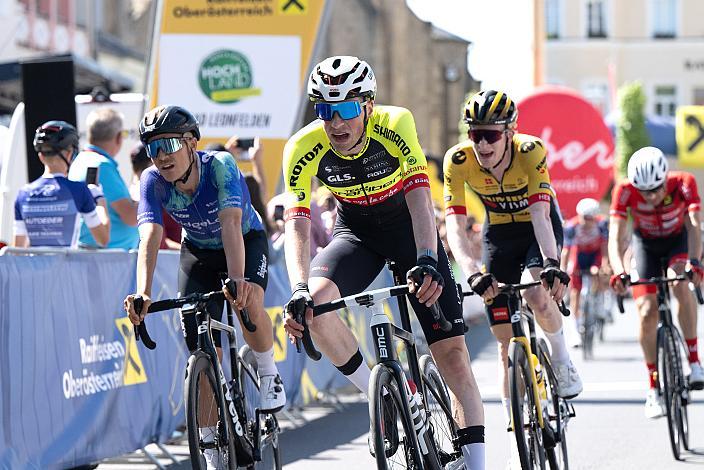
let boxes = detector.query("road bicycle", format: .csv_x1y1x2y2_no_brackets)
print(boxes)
134,279,281,469
463,282,575,470
293,261,462,470
616,273,704,461
579,272,607,360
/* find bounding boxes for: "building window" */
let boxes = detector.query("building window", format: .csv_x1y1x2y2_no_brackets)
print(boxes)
545,0,561,39
654,85,677,116
586,0,607,38
583,82,609,115
693,88,704,106
651,0,677,38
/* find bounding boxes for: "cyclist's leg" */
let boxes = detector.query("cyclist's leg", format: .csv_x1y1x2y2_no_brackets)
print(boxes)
307,231,385,394
396,234,485,468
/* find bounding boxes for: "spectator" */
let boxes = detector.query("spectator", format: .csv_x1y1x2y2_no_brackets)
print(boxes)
13,121,109,248
129,143,182,250
69,108,139,250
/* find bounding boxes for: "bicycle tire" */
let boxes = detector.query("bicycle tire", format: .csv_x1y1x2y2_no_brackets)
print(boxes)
369,364,424,469
239,345,282,470
420,354,458,468
671,328,690,451
509,342,547,470
185,351,238,470
658,327,688,460
537,339,569,470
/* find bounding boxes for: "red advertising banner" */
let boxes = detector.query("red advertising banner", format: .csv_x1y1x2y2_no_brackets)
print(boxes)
517,86,614,218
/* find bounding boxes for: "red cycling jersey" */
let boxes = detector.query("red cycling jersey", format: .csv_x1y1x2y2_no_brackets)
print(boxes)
610,171,701,239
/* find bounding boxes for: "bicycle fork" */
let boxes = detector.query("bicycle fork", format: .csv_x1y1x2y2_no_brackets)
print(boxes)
371,310,430,458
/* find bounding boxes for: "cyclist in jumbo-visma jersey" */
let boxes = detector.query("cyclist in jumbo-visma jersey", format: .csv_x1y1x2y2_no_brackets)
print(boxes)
442,91,583,455
122,105,285,470
281,56,485,469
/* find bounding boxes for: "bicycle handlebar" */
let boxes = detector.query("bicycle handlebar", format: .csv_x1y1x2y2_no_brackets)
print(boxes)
615,274,704,313
132,278,257,350
459,281,571,316
296,285,451,361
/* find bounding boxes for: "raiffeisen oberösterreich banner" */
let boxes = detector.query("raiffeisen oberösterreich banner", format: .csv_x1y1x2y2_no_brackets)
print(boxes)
150,0,329,197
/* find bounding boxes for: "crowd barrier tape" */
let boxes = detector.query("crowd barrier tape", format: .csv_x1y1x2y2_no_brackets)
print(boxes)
0,246,407,468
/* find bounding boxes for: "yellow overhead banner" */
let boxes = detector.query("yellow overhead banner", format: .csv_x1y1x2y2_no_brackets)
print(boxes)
676,106,704,168
150,0,328,199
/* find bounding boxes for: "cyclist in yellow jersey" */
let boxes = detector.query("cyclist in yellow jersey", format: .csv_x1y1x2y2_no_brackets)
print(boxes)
443,90,583,431
282,56,485,469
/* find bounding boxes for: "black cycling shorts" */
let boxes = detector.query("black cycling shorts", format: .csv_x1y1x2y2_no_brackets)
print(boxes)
482,208,563,326
178,230,268,351
309,223,465,345
631,230,688,298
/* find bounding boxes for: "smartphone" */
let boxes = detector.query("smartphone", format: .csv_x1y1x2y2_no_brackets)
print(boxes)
273,205,284,222
235,138,255,150
85,166,99,185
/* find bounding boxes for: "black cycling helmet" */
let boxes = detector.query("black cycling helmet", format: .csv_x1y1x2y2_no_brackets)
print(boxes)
139,105,201,143
33,120,79,153
464,90,518,126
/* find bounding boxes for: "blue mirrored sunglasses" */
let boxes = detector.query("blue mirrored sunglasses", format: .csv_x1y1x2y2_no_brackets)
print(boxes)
314,101,363,121
146,137,184,159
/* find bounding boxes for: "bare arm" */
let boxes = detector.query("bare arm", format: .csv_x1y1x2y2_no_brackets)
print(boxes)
88,199,111,246
527,201,559,261
685,210,702,261
608,216,628,274
446,213,481,276
136,223,163,296
12,235,28,248
560,245,571,271
111,197,139,227
405,187,438,255
219,207,246,280
284,217,312,285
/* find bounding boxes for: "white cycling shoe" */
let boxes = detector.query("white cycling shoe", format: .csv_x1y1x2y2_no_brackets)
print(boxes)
554,361,583,399
689,362,704,390
644,389,665,419
259,374,286,412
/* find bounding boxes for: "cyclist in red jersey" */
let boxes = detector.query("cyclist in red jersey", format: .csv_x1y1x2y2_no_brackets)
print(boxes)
561,198,610,345
608,147,704,419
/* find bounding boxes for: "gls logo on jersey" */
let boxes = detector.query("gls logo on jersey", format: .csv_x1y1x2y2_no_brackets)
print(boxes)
327,173,354,183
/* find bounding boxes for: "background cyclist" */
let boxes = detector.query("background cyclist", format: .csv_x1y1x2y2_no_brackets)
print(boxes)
608,146,704,419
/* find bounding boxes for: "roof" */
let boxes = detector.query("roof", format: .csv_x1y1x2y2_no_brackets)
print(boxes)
431,25,471,44
0,53,134,115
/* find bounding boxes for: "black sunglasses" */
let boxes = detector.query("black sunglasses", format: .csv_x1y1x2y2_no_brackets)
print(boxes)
469,129,505,144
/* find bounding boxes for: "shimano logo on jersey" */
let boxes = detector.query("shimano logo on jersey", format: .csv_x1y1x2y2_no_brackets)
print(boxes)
289,142,324,187
327,173,354,183
373,124,411,156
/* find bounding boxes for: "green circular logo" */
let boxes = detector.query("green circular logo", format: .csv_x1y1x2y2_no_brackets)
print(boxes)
198,50,260,104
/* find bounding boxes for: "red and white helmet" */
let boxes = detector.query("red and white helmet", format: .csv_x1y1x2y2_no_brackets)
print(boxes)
627,146,668,191
307,56,376,102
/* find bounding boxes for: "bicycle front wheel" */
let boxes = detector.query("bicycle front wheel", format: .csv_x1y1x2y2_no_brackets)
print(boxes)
369,364,424,469
537,339,569,470
185,351,238,470
239,345,282,470
509,342,546,470
420,354,458,467
658,327,689,460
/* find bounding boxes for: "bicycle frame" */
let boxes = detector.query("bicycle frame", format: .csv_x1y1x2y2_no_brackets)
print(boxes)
505,285,546,430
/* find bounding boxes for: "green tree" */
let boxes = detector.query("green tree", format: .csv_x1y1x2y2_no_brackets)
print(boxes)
615,81,650,179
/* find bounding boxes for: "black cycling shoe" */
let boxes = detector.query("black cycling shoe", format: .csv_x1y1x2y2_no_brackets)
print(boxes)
369,392,399,458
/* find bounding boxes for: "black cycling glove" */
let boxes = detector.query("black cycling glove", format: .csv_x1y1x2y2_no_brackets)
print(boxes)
407,256,445,288
540,258,570,288
468,272,496,296
284,282,313,323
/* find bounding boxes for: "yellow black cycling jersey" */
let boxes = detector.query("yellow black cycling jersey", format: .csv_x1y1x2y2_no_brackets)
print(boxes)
443,134,555,225
283,105,430,227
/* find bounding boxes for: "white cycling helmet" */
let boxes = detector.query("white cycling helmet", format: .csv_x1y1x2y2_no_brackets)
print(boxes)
307,56,376,102
576,198,600,217
627,146,669,190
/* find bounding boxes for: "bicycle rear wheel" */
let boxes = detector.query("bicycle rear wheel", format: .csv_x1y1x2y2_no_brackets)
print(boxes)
658,327,689,460
369,364,424,469
581,304,594,361
239,345,282,470
420,354,458,467
185,351,238,470
509,342,547,470
537,339,569,470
